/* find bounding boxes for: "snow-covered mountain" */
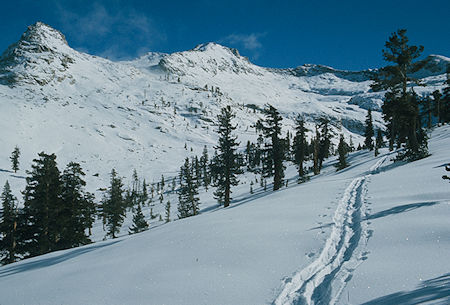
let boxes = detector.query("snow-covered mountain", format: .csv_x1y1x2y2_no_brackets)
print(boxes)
0,22,448,195
0,22,449,305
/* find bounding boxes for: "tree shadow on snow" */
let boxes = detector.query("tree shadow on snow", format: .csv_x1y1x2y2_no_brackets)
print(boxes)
308,200,444,231
363,201,441,221
0,240,121,278
361,272,450,305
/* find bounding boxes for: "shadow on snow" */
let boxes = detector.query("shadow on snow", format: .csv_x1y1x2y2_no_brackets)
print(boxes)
0,240,121,278
361,272,450,305
309,200,444,231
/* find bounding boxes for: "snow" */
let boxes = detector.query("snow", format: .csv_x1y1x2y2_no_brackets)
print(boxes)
0,126,449,305
0,23,449,304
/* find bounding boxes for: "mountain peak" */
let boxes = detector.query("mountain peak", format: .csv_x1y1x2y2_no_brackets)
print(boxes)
192,42,242,58
21,22,68,48
0,22,74,86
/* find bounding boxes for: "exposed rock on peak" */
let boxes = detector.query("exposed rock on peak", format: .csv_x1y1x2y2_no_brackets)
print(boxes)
0,22,75,86
20,22,69,48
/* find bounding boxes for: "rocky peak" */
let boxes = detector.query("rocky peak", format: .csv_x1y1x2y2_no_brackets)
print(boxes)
286,64,376,82
412,54,450,78
158,42,260,77
20,22,69,50
0,22,75,86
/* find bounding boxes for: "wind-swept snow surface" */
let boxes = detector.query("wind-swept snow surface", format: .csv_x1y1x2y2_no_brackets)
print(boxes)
0,127,449,305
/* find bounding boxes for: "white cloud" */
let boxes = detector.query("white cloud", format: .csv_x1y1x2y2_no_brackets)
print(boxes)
220,33,265,60
55,2,165,60
223,33,264,51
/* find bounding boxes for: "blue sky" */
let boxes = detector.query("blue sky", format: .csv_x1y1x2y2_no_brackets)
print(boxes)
0,0,449,71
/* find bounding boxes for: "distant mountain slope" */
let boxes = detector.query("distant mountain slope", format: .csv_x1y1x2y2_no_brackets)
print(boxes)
0,22,448,194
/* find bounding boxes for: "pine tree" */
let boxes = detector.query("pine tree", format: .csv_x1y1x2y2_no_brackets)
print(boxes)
59,162,95,248
336,134,348,170
318,118,332,170
10,146,20,173
313,126,320,175
178,158,200,218
371,29,428,160
200,145,210,190
431,90,443,125
165,201,171,223
419,95,433,129
0,181,19,264
22,152,62,257
213,106,242,207
293,116,309,181
129,205,148,234
375,129,384,156
349,135,355,152
102,169,126,239
258,104,285,190
442,69,450,123
364,109,374,150
140,180,148,206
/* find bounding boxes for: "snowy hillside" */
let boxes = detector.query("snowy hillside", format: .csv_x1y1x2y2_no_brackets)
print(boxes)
0,21,449,305
0,125,448,305
0,22,448,197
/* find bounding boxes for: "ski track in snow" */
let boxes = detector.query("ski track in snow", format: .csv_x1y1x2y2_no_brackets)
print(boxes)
274,155,389,305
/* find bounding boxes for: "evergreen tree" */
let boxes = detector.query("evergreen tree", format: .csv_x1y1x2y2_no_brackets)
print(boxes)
22,152,62,257
161,175,165,191
371,29,428,160
336,134,348,170
431,90,443,125
293,116,309,181
442,69,450,123
193,156,201,187
129,205,148,234
419,95,433,129
318,118,332,170
165,201,171,223
59,162,95,248
375,129,385,156
125,170,140,210
313,126,320,175
102,169,126,239
0,181,19,264
178,158,200,218
140,180,148,206
245,140,252,166
258,104,285,190
10,146,20,173
349,135,355,152
213,106,242,207
200,145,210,189
209,150,220,185
364,109,374,150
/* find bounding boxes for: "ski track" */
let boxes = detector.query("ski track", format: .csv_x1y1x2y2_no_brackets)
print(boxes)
274,155,389,305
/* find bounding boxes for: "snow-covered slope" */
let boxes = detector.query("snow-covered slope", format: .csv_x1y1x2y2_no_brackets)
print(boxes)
0,125,448,305
0,22,448,195
0,22,449,304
